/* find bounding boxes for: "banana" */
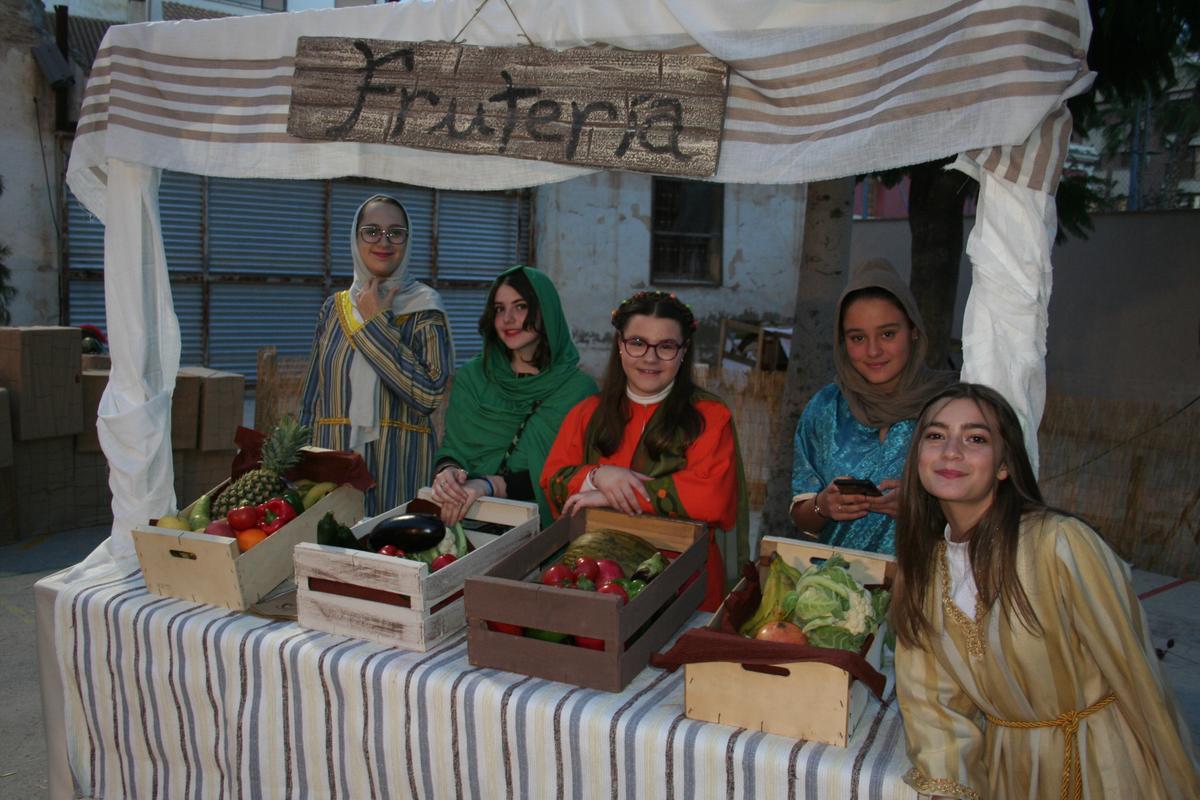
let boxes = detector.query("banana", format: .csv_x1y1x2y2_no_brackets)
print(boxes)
292,478,317,491
302,481,339,509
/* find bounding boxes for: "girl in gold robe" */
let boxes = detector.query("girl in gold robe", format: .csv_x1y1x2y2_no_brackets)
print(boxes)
891,383,1199,799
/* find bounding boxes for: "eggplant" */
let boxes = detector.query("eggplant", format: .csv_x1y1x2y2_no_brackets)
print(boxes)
367,513,445,552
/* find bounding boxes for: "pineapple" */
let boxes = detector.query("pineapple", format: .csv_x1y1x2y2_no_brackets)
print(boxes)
213,416,311,517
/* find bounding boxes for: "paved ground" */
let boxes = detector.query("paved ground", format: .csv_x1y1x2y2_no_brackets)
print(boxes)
3,524,1198,799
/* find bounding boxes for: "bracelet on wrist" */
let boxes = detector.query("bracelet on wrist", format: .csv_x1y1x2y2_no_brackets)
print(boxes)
812,493,829,520
587,466,601,486
480,476,495,497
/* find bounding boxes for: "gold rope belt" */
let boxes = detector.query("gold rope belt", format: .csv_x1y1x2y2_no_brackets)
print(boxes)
985,693,1116,800
315,417,432,434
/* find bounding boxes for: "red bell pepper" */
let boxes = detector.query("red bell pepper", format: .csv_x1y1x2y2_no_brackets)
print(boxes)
258,497,298,534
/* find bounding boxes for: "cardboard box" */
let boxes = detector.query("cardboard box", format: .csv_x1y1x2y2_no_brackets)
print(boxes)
171,370,201,450
0,436,76,544
76,370,109,453
173,449,236,508
133,482,364,611
464,509,708,693
0,327,82,441
74,450,112,528
177,367,245,451
0,387,12,468
683,537,893,747
81,354,111,370
295,492,540,651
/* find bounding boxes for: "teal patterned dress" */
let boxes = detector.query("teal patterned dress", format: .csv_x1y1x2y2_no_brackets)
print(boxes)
790,383,915,554
299,291,451,516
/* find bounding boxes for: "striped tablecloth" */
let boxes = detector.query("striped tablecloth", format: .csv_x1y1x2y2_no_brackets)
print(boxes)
53,568,918,800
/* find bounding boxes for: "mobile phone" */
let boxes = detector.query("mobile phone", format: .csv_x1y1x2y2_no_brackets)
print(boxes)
834,478,882,497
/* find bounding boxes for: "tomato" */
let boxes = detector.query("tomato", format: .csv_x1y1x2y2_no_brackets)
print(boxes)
379,544,399,557
595,559,625,583
235,528,269,553
574,635,606,651
596,581,628,604
541,564,574,586
227,506,261,532
572,557,599,582
487,621,525,636
431,553,458,571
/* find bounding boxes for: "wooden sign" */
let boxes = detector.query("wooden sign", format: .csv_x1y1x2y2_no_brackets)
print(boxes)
288,38,729,177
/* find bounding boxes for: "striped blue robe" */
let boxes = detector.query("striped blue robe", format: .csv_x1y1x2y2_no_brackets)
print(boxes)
299,291,451,516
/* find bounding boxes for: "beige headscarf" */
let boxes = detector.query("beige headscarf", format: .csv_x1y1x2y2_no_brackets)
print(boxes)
833,258,956,429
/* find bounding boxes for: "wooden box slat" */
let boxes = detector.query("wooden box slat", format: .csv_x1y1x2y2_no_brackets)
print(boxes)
464,508,708,693
133,484,365,611
294,493,539,652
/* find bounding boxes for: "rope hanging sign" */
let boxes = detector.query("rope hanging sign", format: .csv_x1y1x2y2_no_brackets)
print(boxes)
287,38,729,176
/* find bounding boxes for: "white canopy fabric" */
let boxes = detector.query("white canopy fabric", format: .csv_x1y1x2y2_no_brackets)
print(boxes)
65,0,1094,574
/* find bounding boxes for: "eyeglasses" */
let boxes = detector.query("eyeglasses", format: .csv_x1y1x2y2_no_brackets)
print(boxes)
358,225,409,245
621,337,684,361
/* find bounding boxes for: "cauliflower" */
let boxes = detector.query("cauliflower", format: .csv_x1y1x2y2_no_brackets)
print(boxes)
784,554,890,652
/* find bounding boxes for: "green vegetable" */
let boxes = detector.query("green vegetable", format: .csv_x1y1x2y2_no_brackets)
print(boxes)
784,555,890,652
282,489,306,516
626,578,647,600
317,511,367,549
187,493,213,532
738,555,802,637
409,521,469,565
631,552,668,583
562,529,658,576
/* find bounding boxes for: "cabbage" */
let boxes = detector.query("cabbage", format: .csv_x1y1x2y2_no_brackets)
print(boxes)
783,554,890,653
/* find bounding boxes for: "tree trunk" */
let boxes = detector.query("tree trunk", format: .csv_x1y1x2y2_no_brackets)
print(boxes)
907,160,971,370
760,178,856,537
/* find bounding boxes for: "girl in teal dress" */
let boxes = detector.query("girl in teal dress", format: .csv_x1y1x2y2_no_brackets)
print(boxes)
299,194,452,516
789,258,954,553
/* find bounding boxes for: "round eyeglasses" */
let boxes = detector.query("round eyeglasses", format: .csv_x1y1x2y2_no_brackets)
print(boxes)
620,337,684,361
358,225,409,245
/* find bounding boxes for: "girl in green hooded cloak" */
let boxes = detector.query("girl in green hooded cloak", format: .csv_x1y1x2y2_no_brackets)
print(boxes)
430,266,596,524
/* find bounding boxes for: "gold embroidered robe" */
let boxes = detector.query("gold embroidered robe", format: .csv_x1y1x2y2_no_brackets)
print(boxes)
896,513,1200,799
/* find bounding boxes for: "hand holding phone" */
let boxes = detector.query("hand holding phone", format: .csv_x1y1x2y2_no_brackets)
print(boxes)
833,478,882,497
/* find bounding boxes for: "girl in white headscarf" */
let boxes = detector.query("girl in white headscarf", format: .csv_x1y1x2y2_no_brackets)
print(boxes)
300,194,452,515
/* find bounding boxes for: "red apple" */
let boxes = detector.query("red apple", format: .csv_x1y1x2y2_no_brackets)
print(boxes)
204,519,236,538
595,559,625,583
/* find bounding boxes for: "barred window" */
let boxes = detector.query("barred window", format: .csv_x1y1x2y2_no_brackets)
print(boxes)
650,178,723,286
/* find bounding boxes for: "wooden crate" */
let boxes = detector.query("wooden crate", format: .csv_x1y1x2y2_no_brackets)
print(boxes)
464,508,708,692
684,536,894,746
293,493,540,652
132,483,364,611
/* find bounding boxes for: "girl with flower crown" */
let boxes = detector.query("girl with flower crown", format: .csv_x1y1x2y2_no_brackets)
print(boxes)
541,291,749,611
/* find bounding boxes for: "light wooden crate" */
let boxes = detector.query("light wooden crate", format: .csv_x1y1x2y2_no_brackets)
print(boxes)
133,483,364,611
464,508,708,693
294,493,539,651
684,536,893,746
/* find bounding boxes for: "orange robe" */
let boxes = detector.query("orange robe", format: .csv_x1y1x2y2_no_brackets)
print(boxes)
541,395,739,611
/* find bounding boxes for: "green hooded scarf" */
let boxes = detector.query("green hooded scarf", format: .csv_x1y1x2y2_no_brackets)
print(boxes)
435,265,597,522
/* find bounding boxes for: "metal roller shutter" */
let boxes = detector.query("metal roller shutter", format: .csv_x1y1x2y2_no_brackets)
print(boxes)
208,178,327,276
436,191,525,281
160,171,203,272
438,286,490,365
66,191,104,272
67,278,204,367
208,283,326,378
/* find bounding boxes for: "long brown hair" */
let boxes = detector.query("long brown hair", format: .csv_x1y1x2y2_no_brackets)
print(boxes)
477,268,551,370
890,383,1045,649
592,291,703,459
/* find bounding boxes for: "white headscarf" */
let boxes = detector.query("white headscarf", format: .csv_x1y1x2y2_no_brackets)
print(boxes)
346,194,447,450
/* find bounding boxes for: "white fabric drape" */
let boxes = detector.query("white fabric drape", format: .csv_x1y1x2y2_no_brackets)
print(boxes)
956,165,1056,474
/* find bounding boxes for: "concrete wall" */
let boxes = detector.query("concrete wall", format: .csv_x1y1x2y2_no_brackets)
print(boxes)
533,172,807,376
849,211,1200,406
0,0,61,324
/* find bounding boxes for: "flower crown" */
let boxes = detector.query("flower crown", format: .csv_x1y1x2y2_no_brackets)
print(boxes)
610,290,699,332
